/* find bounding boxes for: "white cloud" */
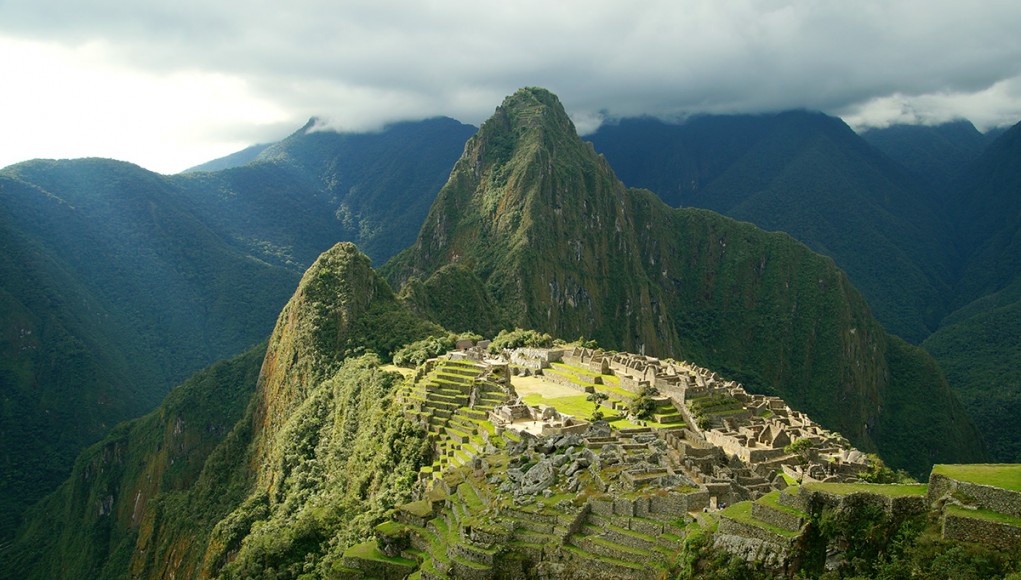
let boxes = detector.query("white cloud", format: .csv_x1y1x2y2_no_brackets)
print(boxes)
1,0,1021,171
0,38,294,173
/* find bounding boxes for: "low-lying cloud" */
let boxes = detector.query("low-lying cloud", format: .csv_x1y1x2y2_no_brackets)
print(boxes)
2,0,1020,171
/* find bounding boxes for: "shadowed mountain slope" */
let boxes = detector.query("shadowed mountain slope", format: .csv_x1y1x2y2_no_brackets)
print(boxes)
587,113,956,343
860,120,992,190
923,121,1021,462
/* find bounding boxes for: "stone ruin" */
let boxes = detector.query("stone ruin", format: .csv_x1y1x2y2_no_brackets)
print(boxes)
503,346,871,497
348,344,1018,578
490,399,588,437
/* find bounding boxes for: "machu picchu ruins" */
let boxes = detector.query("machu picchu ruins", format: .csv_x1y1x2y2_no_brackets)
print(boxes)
335,341,1021,578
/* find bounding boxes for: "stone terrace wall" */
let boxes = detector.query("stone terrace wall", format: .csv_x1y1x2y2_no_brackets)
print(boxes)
927,472,1021,518
943,509,1021,551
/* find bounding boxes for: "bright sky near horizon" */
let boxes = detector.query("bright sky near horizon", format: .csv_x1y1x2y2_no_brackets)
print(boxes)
2,0,1021,174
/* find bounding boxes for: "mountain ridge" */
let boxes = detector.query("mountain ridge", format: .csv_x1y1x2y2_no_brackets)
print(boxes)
586,111,956,342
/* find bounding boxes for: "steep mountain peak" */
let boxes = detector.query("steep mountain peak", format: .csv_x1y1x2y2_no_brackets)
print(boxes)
479,87,577,146
385,87,982,475
390,86,624,282
253,242,439,470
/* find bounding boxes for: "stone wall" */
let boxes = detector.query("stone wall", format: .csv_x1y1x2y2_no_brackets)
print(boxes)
943,509,1021,551
752,502,805,532
927,473,1021,518
717,515,795,547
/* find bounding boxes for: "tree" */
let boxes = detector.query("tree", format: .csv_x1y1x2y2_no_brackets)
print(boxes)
586,391,609,421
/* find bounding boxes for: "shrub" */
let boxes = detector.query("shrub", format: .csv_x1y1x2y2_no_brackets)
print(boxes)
487,328,554,353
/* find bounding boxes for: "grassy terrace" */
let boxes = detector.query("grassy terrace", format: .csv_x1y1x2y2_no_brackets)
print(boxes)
946,504,1021,527
802,482,928,497
757,490,808,517
522,394,620,421
522,392,679,431
562,544,646,571
932,464,1021,491
720,501,799,538
343,541,418,566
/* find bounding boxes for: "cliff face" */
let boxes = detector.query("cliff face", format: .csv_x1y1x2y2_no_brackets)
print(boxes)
385,87,982,473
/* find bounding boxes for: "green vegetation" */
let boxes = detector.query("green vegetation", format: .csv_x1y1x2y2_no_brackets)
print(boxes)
586,391,609,421
0,167,299,538
521,394,619,422
398,265,507,337
9,87,1014,579
0,117,474,537
629,386,658,420
487,328,555,352
924,286,1021,463
214,355,430,578
587,112,956,343
790,496,1021,579
801,482,928,498
858,453,917,484
933,464,1021,491
947,504,1021,527
392,332,481,367
4,344,266,579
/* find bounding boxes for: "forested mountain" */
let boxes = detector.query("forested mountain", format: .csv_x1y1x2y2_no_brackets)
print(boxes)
860,120,993,189
4,89,985,579
175,117,476,265
0,163,298,540
0,118,473,539
924,121,1021,461
5,244,441,579
385,88,980,474
588,113,1021,464
586,112,955,343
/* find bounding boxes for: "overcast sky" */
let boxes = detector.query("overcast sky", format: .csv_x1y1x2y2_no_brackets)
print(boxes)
2,0,1020,174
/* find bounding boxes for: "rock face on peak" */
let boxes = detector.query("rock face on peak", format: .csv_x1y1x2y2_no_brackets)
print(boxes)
386,87,982,475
